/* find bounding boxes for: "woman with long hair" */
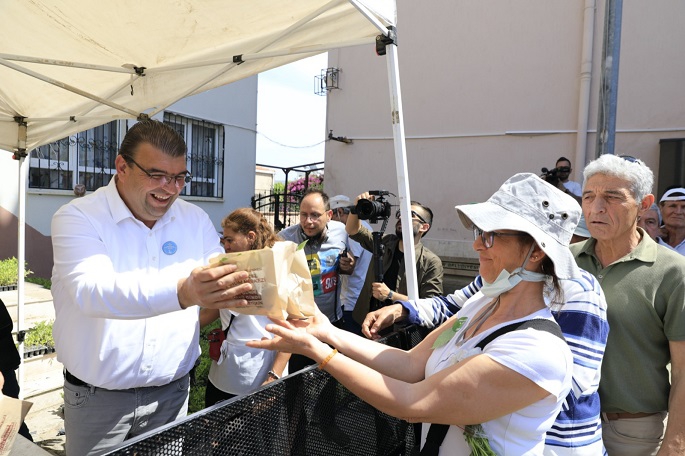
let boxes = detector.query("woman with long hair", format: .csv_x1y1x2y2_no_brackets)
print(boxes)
200,208,289,406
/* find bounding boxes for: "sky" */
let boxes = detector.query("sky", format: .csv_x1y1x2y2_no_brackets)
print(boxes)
256,54,328,183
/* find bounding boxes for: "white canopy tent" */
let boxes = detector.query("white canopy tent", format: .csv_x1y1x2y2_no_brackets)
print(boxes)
1,0,420,395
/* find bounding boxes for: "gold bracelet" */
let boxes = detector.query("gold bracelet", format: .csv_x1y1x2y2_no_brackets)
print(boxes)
318,348,338,370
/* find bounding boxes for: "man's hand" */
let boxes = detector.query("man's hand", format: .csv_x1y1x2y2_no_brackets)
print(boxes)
177,263,253,309
362,304,407,339
371,282,392,301
339,250,355,275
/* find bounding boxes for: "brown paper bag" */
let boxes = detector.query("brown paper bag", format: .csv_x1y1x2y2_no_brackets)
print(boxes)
209,241,316,319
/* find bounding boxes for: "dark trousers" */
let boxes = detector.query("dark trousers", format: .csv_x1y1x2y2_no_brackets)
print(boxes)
1,367,33,441
204,379,238,407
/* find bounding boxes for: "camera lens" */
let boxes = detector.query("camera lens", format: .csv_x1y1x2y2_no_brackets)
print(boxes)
356,199,379,219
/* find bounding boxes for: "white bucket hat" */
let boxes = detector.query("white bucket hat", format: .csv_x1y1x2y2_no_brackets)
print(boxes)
456,173,582,279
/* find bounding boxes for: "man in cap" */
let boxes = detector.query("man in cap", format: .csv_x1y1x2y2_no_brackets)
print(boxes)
657,186,685,255
572,154,685,455
329,195,372,335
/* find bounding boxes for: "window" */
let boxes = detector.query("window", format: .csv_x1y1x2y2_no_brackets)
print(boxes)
28,115,224,199
29,121,119,191
164,112,224,198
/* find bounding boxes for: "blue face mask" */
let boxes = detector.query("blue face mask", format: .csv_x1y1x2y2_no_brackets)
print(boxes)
480,244,548,298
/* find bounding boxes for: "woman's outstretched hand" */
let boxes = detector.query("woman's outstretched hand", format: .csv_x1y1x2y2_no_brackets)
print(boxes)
246,308,335,358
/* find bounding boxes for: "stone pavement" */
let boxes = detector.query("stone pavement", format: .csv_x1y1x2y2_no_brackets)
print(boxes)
2,283,65,456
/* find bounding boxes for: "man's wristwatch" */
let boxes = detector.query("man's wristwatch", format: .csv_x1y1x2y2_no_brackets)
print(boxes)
386,290,394,301
267,370,280,380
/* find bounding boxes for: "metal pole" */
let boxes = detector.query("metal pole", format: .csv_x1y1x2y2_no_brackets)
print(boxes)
384,34,419,300
595,0,623,157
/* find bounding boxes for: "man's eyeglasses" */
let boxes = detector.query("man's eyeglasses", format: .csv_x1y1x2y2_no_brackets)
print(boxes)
472,226,526,249
395,209,427,225
300,212,324,222
126,157,192,188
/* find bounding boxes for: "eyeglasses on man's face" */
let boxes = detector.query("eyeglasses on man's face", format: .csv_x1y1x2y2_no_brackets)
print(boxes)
126,157,192,188
472,226,526,249
299,212,325,222
395,209,427,225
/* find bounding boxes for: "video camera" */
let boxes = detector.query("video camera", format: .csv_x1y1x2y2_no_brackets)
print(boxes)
352,190,393,223
541,167,561,187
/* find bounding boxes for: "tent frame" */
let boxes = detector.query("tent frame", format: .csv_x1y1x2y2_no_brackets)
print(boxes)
5,1,418,399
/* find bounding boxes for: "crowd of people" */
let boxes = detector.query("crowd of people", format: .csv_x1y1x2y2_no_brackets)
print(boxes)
0,119,677,455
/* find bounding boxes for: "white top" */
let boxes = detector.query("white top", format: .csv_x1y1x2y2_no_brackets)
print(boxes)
563,181,582,197
51,177,223,389
207,311,287,395
423,294,573,455
340,220,373,311
657,236,685,255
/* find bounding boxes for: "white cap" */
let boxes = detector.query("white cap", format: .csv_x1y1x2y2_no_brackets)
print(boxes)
329,195,352,210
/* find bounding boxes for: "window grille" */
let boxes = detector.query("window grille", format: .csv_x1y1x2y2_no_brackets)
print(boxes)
28,116,224,199
164,112,224,198
29,121,119,191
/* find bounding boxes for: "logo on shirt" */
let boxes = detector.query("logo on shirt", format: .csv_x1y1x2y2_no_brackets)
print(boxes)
162,241,178,255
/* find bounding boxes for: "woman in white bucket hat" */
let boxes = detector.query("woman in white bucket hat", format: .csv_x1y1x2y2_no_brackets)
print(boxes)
248,173,579,455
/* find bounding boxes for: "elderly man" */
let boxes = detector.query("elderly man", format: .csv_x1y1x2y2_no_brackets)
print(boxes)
572,154,685,455
657,187,685,255
638,203,663,241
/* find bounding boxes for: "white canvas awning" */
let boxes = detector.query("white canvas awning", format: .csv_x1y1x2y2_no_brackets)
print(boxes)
1,0,423,396
0,0,396,151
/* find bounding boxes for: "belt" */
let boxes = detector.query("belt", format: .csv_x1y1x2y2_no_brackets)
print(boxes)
64,369,90,387
602,412,658,421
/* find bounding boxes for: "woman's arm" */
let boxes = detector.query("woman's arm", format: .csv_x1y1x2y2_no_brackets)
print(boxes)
250,320,563,426
199,308,220,328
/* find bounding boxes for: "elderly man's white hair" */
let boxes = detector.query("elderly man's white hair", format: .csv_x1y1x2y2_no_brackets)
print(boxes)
582,154,654,202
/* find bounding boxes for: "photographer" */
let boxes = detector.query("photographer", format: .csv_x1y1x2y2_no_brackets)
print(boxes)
542,157,582,198
345,192,443,328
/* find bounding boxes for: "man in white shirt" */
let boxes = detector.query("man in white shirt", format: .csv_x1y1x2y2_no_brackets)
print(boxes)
555,156,582,197
51,120,252,456
330,195,372,335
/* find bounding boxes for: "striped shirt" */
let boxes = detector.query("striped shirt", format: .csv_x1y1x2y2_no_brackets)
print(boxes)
401,269,609,455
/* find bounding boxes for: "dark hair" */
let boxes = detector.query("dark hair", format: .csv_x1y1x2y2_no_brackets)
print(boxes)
300,188,330,211
411,200,433,237
516,233,563,306
221,208,280,250
556,157,571,167
119,120,187,160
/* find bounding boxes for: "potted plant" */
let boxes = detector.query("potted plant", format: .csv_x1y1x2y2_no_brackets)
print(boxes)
0,257,33,291
23,319,55,358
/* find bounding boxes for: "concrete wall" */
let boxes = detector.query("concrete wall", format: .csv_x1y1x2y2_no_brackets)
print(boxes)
323,0,685,260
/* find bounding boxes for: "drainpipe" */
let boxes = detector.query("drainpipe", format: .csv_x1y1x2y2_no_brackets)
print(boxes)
575,0,597,175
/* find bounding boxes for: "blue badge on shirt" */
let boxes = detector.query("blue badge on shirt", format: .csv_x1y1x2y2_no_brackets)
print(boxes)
162,241,178,255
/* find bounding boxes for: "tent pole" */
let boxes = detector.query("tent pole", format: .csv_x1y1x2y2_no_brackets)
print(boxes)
384,34,418,300
15,134,28,399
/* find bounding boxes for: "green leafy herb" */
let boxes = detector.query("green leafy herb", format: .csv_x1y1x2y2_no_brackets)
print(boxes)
463,424,497,456
432,317,467,349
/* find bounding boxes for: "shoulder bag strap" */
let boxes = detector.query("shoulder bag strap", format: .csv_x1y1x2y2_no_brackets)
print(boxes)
420,318,564,455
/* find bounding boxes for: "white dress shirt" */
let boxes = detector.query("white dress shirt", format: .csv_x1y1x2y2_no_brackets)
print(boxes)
51,177,223,389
